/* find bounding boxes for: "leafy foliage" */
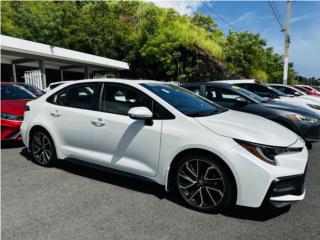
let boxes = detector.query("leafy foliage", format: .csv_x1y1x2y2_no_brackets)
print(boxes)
1,1,296,83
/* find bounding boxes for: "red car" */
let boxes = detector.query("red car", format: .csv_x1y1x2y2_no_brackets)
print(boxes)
1,82,36,141
292,85,320,96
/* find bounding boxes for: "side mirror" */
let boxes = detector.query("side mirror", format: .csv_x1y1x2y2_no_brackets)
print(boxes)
128,107,153,125
294,92,301,96
235,96,249,104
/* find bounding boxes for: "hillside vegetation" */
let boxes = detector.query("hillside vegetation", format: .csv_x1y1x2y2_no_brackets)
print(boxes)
1,1,296,83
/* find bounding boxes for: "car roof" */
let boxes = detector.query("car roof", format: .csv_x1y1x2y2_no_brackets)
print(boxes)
60,78,165,85
268,84,292,87
181,82,231,88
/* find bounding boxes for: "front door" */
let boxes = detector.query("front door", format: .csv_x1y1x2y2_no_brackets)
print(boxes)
90,83,163,177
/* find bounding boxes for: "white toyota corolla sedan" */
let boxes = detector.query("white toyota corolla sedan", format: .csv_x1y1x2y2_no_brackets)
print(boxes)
21,79,308,212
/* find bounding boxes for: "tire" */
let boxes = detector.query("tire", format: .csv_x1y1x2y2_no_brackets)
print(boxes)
173,154,234,212
30,129,57,167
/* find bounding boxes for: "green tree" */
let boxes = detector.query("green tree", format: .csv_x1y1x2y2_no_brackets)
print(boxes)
0,1,296,83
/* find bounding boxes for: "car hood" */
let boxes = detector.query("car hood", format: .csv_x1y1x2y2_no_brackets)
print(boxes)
1,99,30,116
261,101,319,117
195,110,298,147
278,96,314,105
300,95,320,104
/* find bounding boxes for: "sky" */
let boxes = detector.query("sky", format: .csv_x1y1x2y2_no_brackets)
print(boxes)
149,0,320,78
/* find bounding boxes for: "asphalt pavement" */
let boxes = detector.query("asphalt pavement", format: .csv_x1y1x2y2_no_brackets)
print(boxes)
1,142,320,240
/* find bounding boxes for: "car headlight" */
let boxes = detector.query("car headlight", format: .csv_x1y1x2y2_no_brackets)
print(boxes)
287,114,318,124
307,104,320,110
0,112,23,121
235,139,290,165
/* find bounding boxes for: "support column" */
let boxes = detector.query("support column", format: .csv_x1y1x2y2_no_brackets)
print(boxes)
60,67,64,81
39,60,47,88
12,63,17,82
84,66,90,79
39,60,45,75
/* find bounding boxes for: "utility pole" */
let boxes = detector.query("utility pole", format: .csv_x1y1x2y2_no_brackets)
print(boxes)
283,0,291,85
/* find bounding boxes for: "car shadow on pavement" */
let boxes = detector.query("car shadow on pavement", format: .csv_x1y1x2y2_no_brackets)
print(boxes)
1,141,24,149
20,147,290,222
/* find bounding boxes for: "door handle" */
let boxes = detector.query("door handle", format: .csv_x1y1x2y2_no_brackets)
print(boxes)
91,119,106,127
50,111,61,117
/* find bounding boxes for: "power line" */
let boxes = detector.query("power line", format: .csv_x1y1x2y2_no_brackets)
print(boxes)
273,1,285,27
200,0,237,32
267,1,284,31
267,1,285,31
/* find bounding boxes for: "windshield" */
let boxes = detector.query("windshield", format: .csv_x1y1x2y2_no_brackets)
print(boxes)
1,84,36,100
231,86,265,103
21,84,44,95
267,86,286,96
141,83,227,117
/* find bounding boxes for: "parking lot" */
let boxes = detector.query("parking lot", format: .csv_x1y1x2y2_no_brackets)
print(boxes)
1,143,320,240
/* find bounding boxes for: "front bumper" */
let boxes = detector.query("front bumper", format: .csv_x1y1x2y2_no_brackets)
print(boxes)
1,119,22,141
266,172,306,208
222,139,308,208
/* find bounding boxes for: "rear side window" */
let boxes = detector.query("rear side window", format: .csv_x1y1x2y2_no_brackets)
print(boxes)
275,86,301,96
50,83,64,90
47,83,98,110
100,84,174,120
239,84,276,98
184,86,201,95
205,87,218,100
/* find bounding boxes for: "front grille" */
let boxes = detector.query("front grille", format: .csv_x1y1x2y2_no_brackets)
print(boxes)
270,173,306,197
287,147,303,153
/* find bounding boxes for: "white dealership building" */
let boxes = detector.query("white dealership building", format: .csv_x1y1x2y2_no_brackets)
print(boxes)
0,35,129,89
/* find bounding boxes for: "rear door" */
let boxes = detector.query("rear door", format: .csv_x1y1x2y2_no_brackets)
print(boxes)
46,82,100,160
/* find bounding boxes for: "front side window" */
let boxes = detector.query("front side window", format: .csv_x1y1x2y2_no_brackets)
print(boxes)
101,84,174,119
47,83,98,110
1,84,36,100
142,83,227,117
232,86,265,103
220,89,242,100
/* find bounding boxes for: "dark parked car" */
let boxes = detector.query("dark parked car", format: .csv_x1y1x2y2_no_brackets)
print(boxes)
268,84,305,97
182,82,320,148
233,82,287,99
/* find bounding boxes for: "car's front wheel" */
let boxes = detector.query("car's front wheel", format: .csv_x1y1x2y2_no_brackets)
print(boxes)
30,129,57,167
174,155,234,212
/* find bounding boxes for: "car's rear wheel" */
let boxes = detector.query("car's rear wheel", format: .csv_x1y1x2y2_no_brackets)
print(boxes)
30,130,57,167
174,155,234,212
